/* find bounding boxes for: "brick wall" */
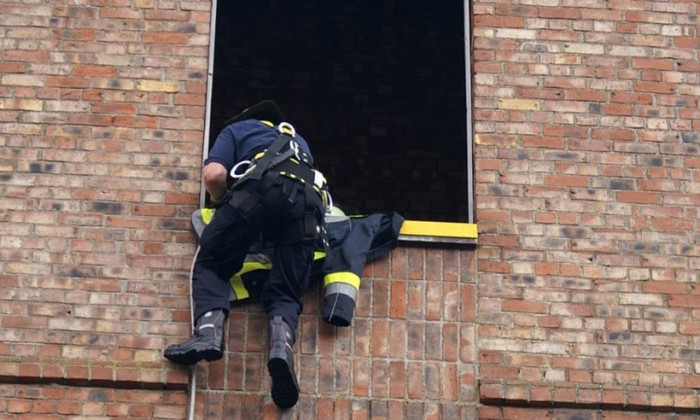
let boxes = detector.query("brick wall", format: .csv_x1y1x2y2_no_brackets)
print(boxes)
188,248,478,418
1,0,699,419
0,384,187,419
0,0,204,417
473,0,700,415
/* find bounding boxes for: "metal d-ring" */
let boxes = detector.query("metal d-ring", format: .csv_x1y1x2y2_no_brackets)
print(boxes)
230,160,252,179
277,122,296,137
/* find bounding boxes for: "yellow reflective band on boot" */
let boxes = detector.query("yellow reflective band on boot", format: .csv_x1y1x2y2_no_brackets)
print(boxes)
228,261,273,300
323,271,361,290
314,251,326,261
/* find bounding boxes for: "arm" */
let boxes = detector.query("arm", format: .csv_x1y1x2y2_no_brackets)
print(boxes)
203,124,237,205
202,162,228,204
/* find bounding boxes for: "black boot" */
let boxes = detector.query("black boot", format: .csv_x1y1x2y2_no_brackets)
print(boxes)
267,316,299,409
164,309,226,365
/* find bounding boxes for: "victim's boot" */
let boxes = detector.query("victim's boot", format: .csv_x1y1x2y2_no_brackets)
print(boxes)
267,316,299,409
164,309,226,365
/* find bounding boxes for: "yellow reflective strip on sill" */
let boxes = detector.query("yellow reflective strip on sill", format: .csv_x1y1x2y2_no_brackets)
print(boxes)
323,271,361,289
399,220,478,239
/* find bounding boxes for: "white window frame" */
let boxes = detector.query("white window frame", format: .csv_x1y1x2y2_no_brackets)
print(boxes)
201,0,477,244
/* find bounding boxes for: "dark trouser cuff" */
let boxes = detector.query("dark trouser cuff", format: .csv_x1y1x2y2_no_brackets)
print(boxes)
321,293,355,327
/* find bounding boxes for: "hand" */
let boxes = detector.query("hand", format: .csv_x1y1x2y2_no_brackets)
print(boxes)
207,190,231,209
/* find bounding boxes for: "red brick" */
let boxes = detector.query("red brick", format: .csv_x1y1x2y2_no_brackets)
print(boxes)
544,174,588,187
522,135,567,149
73,64,116,78
669,295,700,308
502,299,547,314
540,7,581,19
611,91,654,104
617,191,660,204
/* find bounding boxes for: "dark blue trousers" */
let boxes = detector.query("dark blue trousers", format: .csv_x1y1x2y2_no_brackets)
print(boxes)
192,178,321,331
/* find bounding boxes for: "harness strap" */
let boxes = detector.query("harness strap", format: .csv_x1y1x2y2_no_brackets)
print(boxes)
225,124,328,244
237,132,295,185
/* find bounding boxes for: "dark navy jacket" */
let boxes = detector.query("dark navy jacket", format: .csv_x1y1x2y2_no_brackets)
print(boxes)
205,119,313,172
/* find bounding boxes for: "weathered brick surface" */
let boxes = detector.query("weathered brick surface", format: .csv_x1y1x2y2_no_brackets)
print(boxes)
0,0,201,407
0,384,188,419
474,0,700,413
186,247,478,418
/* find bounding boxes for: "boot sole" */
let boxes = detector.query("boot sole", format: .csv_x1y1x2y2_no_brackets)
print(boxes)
267,356,299,409
165,347,223,366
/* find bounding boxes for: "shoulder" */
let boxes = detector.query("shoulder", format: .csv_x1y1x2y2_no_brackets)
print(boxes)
232,119,266,130
220,119,265,137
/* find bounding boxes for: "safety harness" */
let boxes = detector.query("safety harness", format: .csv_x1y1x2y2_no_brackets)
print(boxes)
224,122,331,244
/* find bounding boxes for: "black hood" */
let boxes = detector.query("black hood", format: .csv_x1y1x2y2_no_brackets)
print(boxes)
224,100,286,126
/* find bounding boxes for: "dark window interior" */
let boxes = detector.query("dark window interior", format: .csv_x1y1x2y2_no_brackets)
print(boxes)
210,0,469,222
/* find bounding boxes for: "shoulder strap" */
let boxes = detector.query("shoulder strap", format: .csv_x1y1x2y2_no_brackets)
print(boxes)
242,133,294,183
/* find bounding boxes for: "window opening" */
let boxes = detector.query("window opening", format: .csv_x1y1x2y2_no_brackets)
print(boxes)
207,0,473,225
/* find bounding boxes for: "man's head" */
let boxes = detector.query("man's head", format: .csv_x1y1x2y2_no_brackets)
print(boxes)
225,100,286,125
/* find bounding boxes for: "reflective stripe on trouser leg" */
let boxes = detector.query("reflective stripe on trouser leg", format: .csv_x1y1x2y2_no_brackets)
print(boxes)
228,260,272,301
323,281,358,301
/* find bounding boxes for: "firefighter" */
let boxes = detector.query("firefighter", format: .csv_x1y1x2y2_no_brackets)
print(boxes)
164,100,326,409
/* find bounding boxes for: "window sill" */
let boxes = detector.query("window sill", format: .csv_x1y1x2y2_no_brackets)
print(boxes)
398,220,478,245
